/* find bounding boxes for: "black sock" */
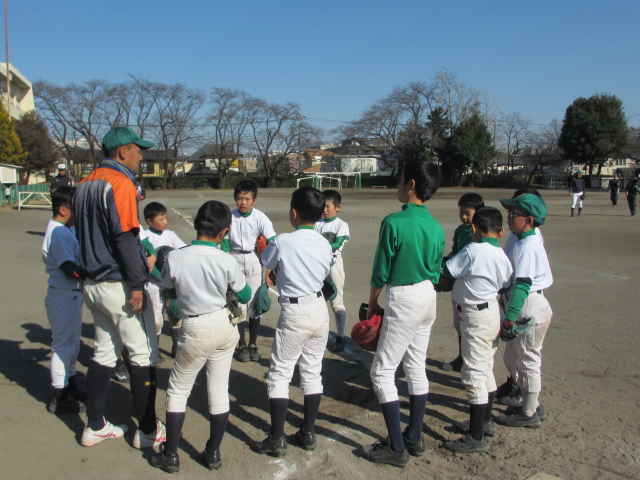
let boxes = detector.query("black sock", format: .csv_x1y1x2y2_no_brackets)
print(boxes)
208,411,229,452
53,387,66,401
238,322,247,347
85,362,112,430
269,398,289,439
301,394,322,434
248,317,260,346
164,411,186,456
457,335,462,358
485,391,496,422
469,404,487,441
380,401,404,455
405,394,428,442
68,374,79,389
130,366,157,434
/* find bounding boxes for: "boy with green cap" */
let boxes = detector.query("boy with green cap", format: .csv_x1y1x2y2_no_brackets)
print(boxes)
495,193,553,429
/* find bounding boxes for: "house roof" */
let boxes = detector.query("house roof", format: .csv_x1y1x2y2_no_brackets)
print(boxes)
304,149,335,158
302,164,322,173
0,163,23,169
187,144,239,162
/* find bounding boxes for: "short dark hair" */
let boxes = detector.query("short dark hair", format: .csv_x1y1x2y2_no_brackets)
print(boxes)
458,192,485,210
472,207,503,234
291,186,325,223
322,189,341,206
512,188,541,199
402,159,440,202
234,180,258,199
52,186,76,216
195,201,231,238
144,201,167,221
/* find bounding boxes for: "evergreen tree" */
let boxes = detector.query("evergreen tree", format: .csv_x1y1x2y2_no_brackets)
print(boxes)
559,94,629,176
0,99,27,166
15,111,61,184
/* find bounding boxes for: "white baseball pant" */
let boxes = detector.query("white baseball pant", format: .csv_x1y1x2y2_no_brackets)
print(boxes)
146,280,164,335
233,252,262,320
502,291,552,393
45,286,84,389
571,193,583,208
457,298,500,404
451,295,461,334
166,308,239,414
83,280,159,368
329,254,345,313
267,293,330,399
370,280,437,404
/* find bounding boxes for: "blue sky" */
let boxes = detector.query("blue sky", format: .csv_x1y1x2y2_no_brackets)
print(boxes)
9,0,640,131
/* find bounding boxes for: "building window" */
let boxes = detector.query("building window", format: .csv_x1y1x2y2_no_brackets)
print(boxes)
140,161,150,173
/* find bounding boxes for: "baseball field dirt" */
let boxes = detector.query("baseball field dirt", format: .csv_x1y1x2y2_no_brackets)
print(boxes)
1,187,638,480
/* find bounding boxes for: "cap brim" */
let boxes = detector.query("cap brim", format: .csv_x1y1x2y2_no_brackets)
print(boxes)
134,139,155,150
499,198,518,208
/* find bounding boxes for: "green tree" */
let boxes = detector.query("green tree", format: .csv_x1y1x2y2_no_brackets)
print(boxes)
440,112,495,186
0,100,27,166
15,111,61,184
559,94,629,176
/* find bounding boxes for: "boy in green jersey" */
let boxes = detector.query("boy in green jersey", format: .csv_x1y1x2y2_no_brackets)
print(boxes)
442,192,484,372
361,159,445,468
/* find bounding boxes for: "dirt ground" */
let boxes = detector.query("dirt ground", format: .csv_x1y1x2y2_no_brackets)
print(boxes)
1,187,639,480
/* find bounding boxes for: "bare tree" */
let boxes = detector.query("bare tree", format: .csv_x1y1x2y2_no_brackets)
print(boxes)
204,88,252,187
247,100,318,187
520,120,563,184
432,68,481,128
499,111,532,177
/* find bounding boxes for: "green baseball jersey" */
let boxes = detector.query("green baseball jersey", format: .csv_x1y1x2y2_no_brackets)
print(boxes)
370,203,445,288
452,224,473,255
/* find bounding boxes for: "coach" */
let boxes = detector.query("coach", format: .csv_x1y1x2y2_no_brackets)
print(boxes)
74,127,164,448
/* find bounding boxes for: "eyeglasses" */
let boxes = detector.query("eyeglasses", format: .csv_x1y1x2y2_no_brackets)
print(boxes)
507,210,528,219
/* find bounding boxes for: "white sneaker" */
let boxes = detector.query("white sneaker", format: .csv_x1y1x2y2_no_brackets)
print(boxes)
133,419,167,449
81,419,128,447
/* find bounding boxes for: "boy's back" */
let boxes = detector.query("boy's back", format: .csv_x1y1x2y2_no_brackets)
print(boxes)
371,203,444,287
42,220,81,289
262,229,332,298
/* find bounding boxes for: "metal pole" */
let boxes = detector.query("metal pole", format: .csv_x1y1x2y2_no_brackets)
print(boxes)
4,0,9,114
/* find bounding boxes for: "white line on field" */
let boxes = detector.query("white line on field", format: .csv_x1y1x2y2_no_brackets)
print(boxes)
171,208,194,226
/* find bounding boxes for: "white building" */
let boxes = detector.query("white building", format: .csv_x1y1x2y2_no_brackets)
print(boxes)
0,64,34,119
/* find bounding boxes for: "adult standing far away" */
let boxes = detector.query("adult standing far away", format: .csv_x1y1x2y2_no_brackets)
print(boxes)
626,175,640,216
73,127,166,449
569,171,586,217
608,174,621,207
50,164,74,193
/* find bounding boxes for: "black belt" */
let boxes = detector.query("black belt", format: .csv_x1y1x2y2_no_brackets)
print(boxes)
49,285,82,292
457,302,488,312
233,250,254,254
280,291,322,304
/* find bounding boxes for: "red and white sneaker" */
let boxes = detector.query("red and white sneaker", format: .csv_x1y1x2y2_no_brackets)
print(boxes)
81,419,128,447
133,419,167,449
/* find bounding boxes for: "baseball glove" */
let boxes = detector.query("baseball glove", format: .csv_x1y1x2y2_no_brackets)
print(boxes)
226,288,243,325
500,316,535,342
580,192,586,200
322,232,337,244
256,235,268,256
351,303,384,352
155,246,174,274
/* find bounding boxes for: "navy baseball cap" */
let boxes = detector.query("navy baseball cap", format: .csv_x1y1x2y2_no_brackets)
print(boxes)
102,127,154,152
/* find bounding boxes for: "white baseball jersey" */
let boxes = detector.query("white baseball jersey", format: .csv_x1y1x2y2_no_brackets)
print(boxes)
506,230,553,292
225,208,276,252
504,227,542,259
447,239,513,305
140,228,186,250
261,227,333,298
162,241,247,317
42,220,81,289
314,216,350,254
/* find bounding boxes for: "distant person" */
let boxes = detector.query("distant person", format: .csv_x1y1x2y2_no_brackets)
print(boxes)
626,176,640,216
569,171,586,217
50,164,74,193
608,174,621,207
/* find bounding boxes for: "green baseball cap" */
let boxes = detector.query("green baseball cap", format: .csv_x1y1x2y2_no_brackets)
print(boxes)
499,193,548,225
102,127,154,152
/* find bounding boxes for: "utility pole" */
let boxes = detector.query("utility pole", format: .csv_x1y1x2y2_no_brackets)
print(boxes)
4,0,9,114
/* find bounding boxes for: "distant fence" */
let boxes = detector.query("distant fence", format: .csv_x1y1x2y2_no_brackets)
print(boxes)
1,184,50,207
